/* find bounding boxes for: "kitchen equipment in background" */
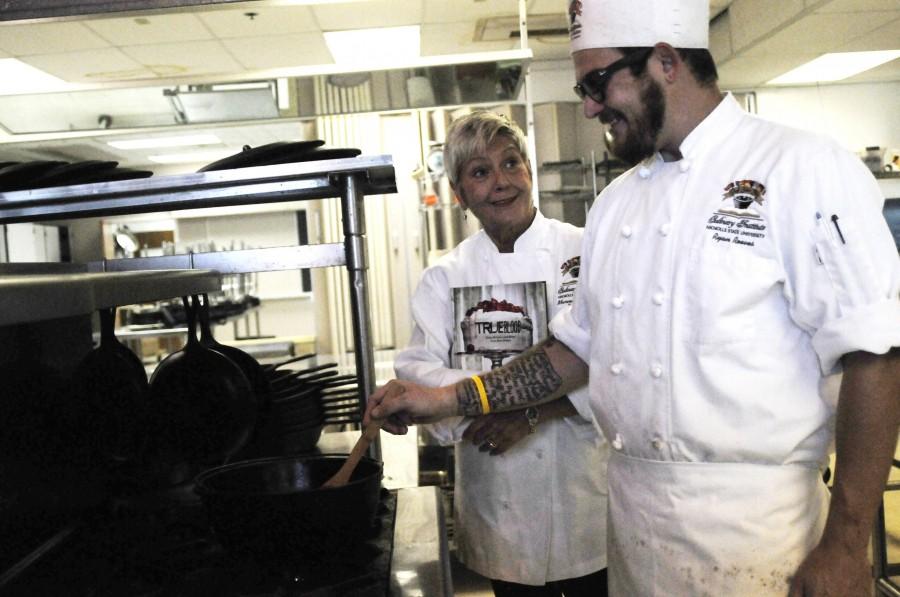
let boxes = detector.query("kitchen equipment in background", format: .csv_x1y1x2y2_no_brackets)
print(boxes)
194,454,383,560
113,225,139,258
146,296,256,470
72,306,148,464
864,146,888,173
407,74,437,108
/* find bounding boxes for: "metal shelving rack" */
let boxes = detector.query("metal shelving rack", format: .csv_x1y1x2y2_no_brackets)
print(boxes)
0,154,397,459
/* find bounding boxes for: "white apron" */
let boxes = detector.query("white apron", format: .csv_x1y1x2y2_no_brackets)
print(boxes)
607,452,829,596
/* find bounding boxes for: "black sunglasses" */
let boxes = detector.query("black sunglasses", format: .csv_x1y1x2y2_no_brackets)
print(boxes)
573,48,654,104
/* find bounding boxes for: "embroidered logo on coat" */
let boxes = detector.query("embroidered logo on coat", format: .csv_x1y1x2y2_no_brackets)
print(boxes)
705,180,768,247
557,255,580,306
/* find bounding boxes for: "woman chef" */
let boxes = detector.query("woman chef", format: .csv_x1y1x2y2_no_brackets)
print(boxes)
369,1,900,596
393,110,609,596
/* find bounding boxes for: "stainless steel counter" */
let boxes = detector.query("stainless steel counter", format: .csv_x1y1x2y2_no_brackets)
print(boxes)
392,486,453,597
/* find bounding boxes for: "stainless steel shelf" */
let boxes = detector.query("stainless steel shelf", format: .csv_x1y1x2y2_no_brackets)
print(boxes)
0,155,396,224
0,269,220,326
89,243,347,274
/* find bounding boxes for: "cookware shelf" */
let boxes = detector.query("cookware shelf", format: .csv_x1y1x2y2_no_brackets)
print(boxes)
0,269,221,326
0,154,396,461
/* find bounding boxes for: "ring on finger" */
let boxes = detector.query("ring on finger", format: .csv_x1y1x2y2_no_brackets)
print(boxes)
487,440,497,449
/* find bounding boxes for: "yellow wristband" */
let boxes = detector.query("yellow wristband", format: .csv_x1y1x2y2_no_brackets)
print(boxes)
471,375,490,414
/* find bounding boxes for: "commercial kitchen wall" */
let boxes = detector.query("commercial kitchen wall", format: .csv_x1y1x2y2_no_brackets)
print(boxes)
528,59,900,158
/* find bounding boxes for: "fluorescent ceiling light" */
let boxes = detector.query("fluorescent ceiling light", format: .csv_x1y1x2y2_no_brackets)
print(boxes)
325,25,420,67
108,134,222,150
0,59,68,95
148,149,235,164
767,50,900,85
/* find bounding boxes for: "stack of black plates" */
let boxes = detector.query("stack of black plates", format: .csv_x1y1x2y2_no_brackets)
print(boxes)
198,140,361,172
0,160,153,192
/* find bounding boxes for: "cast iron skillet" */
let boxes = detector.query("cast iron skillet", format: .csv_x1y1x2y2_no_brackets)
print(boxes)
194,454,382,560
196,293,271,407
147,296,256,467
72,307,149,463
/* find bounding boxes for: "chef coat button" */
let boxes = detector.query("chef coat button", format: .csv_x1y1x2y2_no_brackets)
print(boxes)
679,159,692,173
611,295,625,308
612,434,624,450
610,362,624,375
638,166,651,179
652,292,665,306
621,225,633,238
659,223,672,237
650,364,663,378
535,449,544,460
651,437,663,450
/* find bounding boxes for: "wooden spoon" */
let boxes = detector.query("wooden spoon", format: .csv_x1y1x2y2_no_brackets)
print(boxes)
321,422,381,488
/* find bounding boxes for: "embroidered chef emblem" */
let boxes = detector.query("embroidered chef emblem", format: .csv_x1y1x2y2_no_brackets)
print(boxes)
557,255,581,305
705,179,768,247
568,0,582,40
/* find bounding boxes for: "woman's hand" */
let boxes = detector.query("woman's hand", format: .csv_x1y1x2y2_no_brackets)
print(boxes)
365,379,457,434
462,409,530,455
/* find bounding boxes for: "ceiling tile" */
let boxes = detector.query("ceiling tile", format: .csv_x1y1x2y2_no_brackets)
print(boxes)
420,22,514,56
729,0,804,53
742,11,898,56
0,22,110,56
528,0,567,16
314,0,422,30
197,6,319,38
221,33,332,70
20,48,150,83
84,13,213,46
837,16,900,51
717,52,819,88
424,0,517,23
816,0,900,12
121,41,245,78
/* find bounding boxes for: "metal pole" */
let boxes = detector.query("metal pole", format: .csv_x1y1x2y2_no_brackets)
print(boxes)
340,173,381,461
519,0,539,209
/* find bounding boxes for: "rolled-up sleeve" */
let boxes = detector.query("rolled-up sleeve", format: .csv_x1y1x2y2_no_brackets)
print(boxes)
777,143,900,373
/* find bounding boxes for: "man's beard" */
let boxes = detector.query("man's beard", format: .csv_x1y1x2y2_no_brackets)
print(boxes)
604,76,665,167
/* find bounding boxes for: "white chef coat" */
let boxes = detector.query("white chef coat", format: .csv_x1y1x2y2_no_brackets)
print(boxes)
395,211,609,585
551,93,900,596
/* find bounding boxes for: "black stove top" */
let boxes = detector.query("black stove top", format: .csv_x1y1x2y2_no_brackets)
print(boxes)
0,483,396,597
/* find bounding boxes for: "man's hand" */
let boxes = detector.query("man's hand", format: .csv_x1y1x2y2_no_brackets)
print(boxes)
462,410,531,455
364,379,457,434
787,539,870,597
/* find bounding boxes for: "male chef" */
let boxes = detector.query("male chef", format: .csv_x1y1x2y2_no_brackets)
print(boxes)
366,0,900,595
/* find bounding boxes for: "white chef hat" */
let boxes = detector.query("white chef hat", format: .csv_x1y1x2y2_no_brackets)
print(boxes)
568,0,709,53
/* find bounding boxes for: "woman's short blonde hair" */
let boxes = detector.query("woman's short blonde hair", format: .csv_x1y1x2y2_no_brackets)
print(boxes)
443,110,530,187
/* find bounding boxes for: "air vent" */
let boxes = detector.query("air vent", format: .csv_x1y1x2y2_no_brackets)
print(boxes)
474,13,569,42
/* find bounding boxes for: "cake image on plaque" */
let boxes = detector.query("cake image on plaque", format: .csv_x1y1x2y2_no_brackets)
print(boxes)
460,298,534,353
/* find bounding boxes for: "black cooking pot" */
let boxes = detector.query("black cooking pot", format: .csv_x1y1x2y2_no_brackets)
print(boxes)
194,455,382,560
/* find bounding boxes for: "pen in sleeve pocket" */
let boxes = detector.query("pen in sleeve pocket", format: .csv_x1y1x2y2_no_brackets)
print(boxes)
830,214,846,244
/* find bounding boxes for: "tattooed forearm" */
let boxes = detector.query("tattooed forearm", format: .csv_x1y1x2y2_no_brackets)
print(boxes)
456,378,482,415
454,344,563,416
